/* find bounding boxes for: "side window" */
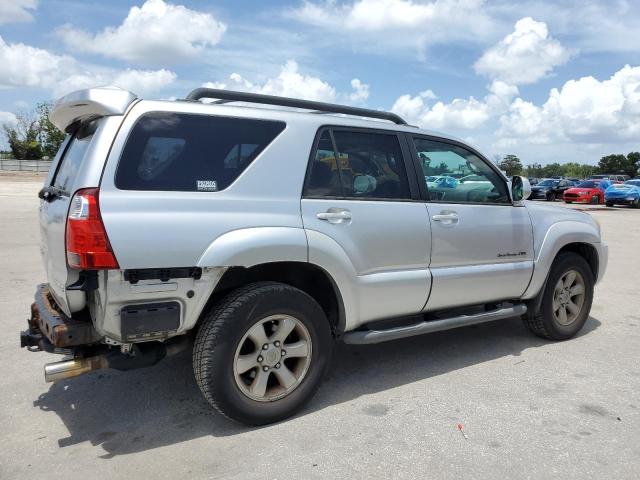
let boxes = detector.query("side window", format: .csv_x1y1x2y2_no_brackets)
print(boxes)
413,137,509,204
304,130,343,197
116,113,285,192
332,130,410,200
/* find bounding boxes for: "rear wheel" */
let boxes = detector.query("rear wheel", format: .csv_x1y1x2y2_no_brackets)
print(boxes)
522,252,594,340
547,192,556,201
193,282,332,425
590,195,599,205
632,198,640,209
606,201,614,207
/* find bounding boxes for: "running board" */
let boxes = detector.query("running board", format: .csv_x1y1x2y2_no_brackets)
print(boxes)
342,304,527,345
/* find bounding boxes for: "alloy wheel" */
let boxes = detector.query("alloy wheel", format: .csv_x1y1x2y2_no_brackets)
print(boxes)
552,270,586,326
233,314,312,402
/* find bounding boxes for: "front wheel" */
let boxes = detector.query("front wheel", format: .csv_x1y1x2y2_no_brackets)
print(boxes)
632,198,640,209
547,192,556,201
193,282,332,425
522,252,594,340
606,201,614,207
590,195,599,205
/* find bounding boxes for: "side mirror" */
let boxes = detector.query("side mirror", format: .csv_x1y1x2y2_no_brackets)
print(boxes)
511,175,531,204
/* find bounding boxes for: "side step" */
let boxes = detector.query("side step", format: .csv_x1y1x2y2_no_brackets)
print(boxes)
343,304,527,345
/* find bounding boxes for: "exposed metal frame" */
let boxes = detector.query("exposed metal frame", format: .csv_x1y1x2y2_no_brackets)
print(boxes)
184,88,408,125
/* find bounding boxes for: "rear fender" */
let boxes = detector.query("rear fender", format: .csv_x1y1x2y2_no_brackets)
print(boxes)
197,227,308,267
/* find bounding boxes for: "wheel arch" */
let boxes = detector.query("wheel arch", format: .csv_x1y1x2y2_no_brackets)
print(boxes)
523,240,599,315
199,261,347,337
523,219,601,302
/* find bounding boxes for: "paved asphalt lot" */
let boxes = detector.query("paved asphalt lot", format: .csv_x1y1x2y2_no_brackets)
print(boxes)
1,174,639,479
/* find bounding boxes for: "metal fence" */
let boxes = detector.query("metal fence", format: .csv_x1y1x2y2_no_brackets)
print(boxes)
0,158,52,173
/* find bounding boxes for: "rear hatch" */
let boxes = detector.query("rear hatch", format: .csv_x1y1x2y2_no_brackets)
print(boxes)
40,123,99,315
39,87,137,316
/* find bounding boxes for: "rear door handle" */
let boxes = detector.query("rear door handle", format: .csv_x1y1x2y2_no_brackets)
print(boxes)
317,209,352,223
432,212,459,225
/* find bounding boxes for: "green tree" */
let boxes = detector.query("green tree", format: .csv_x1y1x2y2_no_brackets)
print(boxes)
625,152,640,177
36,102,65,158
498,154,523,176
2,111,42,159
541,162,564,177
524,162,543,178
597,153,638,177
563,162,597,179
1,101,66,159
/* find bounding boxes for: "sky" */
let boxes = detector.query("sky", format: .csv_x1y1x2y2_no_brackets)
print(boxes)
0,0,639,165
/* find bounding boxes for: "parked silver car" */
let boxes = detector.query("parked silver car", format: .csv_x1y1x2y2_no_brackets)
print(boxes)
21,86,608,425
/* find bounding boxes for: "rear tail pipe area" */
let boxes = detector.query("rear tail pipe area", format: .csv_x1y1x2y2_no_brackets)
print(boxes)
43,338,190,383
44,356,108,383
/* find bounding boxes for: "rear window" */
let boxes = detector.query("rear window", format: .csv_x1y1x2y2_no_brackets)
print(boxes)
51,120,98,193
115,113,285,192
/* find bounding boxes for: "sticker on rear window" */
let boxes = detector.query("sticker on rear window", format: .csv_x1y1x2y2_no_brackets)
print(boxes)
197,180,218,191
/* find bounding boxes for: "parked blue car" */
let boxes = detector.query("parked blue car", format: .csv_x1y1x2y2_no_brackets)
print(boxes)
605,180,640,208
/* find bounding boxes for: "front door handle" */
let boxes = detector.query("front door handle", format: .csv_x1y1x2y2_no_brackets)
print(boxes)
317,209,352,223
432,212,459,225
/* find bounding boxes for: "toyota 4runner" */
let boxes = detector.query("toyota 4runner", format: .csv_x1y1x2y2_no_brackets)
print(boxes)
21,86,608,425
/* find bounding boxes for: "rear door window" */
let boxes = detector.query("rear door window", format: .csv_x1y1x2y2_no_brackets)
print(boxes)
51,120,98,194
115,113,285,192
304,128,411,200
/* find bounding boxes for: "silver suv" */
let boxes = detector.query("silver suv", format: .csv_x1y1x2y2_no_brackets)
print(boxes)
21,86,608,425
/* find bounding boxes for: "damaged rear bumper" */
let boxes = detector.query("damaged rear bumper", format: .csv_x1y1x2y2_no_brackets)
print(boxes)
20,284,101,352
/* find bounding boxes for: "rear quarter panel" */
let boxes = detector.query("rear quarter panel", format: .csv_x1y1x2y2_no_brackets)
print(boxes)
98,101,315,269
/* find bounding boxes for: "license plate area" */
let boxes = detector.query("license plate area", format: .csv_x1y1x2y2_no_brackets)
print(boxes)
120,302,180,341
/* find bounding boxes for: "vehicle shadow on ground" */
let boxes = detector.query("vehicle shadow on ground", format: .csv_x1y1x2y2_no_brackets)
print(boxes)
33,316,601,457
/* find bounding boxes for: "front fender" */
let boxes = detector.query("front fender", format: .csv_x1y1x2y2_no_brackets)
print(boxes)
197,227,307,267
522,220,601,299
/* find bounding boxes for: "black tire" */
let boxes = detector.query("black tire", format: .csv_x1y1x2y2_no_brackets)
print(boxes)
606,201,614,207
590,195,599,205
193,282,332,425
547,192,556,201
522,252,594,340
565,200,572,204
632,198,640,209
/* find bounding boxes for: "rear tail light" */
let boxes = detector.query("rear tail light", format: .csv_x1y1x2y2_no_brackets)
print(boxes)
65,188,119,269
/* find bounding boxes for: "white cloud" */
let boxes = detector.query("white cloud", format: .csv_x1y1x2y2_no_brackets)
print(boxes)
57,0,226,64
498,65,640,144
111,69,177,95
474,17,571,86
0,111,18,126
0,35,176,97
290,0,495,50
0,35,75,89
203,62,375,105
0,0,37,24
204,60,337,102
391,80,518,130
60,69,176,98
349,78,370,102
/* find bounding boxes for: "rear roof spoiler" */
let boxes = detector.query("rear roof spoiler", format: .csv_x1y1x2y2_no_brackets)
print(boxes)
49,86,138,133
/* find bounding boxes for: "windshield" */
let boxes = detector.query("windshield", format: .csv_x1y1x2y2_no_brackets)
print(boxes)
576,181,598,188
538,180,558,187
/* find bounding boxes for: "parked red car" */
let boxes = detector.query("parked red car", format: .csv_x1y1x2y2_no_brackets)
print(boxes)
563,180,605,204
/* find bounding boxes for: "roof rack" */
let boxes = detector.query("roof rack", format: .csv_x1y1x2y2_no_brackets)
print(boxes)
184,88,408,125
